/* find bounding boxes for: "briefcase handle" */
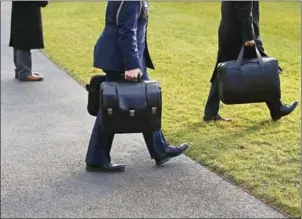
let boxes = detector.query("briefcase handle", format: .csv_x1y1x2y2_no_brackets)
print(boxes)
236,46,265,72
120,73,142,83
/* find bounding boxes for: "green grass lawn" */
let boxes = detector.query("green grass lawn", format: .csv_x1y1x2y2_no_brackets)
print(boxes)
42,2,301,217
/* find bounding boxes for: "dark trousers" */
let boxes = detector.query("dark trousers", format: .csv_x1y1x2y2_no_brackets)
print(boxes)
13,48,32,79
85,71,169,166
204,78,282,117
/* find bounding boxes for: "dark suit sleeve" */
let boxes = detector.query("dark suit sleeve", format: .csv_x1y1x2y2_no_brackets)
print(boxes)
116,1,141,71
234,1,255,42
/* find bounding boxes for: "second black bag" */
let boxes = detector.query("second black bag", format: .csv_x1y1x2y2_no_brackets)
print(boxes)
86,75,106,116
99,80,162,134
217,46,281,105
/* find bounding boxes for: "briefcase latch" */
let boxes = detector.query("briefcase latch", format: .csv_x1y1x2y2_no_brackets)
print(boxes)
107,108,113,115
152,107,157,114
130,109,135,117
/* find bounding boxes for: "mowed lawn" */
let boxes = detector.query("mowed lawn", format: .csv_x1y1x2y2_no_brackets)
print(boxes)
42,2,301,217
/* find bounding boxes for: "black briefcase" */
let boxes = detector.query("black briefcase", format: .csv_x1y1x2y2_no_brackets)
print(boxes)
217,46,281,105
99,80,162,134
85,75,106,116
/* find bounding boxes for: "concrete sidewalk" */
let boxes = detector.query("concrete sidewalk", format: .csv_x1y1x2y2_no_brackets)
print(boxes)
1,2,286,218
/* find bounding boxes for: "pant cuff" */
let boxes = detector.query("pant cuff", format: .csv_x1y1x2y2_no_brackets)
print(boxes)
18,71,31,79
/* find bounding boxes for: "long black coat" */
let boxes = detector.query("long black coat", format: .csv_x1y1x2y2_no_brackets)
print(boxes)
210,1,279,82
9,1,48,51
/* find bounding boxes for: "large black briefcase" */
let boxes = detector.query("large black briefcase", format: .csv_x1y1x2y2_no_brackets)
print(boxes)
85,75,106,116
217,46,281,104
99,80,162,134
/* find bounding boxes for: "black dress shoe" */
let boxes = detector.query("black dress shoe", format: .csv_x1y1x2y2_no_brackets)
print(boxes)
85,163,125,172
271,101,298,121
203,114,232,122
155,143,189,166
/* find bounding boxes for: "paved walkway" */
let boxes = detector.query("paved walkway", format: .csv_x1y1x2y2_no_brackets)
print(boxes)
1,2,286,218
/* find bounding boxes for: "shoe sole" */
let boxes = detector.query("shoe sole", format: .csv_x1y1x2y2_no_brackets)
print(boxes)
155,157,170,166
85,167,125,172
18,78,44,82
272,101,298,121
203,117,232,122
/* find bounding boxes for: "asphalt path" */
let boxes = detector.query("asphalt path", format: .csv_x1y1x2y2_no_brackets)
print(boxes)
1,2,286,218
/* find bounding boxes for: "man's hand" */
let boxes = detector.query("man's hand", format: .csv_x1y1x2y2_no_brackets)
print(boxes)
124,68,142,81
244,40,255,47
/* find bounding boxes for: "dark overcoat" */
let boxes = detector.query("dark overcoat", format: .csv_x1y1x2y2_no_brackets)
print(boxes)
210,1,281,82
93,1,154,74
9,1,48,51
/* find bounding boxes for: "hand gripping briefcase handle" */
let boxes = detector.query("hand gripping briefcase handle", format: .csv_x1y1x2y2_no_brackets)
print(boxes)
120,73,142,83
236,45,265,72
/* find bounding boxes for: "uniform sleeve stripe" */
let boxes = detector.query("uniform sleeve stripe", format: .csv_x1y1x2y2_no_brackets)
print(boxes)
116,1,124,26
116,1,143,26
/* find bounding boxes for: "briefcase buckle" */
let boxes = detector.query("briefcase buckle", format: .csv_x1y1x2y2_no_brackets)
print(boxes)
151,107,157,114
130,109,135,117
107,108,113,115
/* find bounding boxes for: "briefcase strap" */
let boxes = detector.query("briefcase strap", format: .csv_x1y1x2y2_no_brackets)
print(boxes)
236,46,264,73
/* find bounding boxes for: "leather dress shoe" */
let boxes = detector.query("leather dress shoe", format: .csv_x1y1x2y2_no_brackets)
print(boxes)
271,101,298,121
85,163,125,172
18,73,44,81
155,143,189,166
15,72,41,79
203,114,232,122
